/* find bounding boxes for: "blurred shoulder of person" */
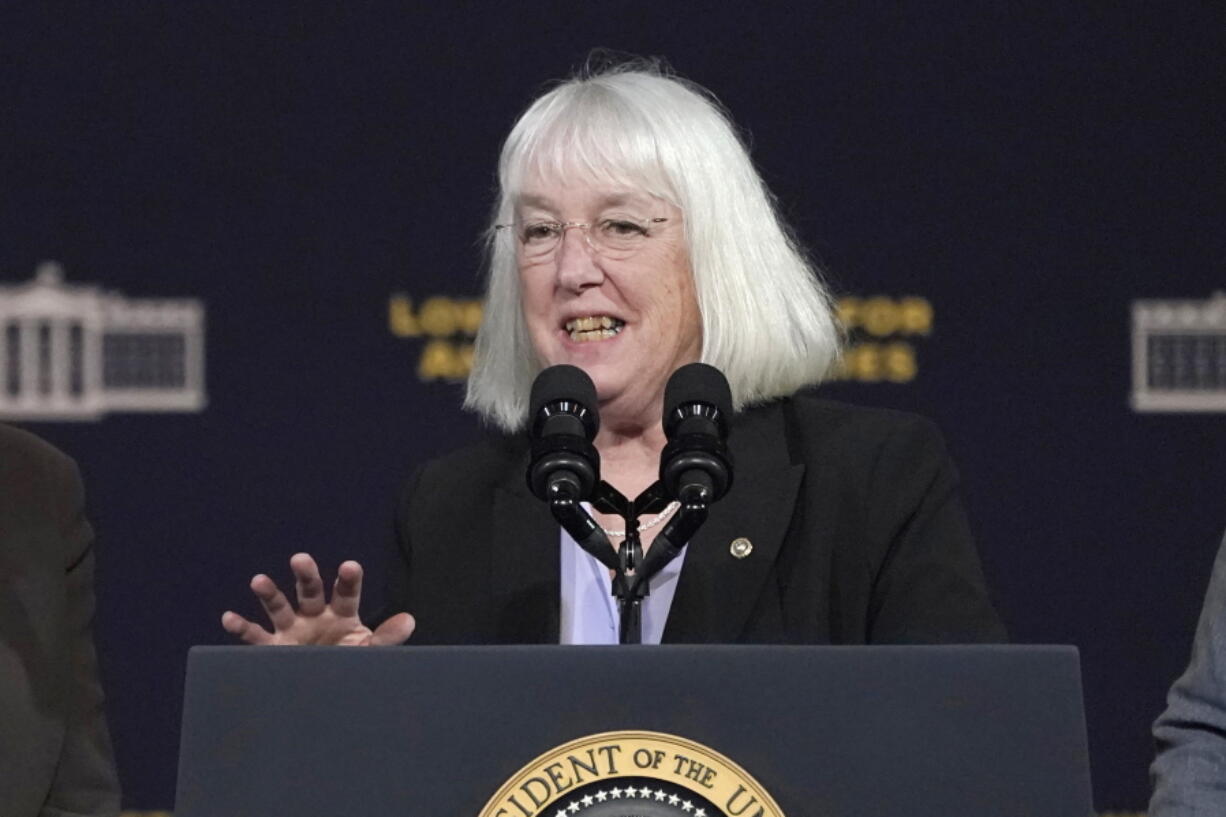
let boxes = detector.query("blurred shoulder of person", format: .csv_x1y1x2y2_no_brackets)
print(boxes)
1150,528,1226,817
0,424,121,817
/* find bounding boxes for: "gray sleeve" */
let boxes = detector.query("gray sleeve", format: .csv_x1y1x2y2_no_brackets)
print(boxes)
1150,529,1226,817
40,455,121,817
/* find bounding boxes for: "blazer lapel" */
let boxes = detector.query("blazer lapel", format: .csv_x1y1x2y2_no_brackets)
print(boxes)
663,401,804,642
489,454,560,644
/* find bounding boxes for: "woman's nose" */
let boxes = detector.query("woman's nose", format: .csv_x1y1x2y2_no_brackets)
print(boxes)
554,226,603,291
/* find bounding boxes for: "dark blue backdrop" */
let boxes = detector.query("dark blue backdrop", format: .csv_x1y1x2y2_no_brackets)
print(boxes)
3,3,1224,812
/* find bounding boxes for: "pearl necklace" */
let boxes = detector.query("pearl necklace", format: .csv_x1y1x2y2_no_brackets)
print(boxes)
600,501,681,538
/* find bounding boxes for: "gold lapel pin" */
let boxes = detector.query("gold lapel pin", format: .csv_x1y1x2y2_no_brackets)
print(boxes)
730,537,753,559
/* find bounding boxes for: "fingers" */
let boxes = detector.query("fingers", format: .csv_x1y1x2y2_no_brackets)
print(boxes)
250,573,297,632
370,612,416,646
221,610,274,645
235,555,371,645
290,552,327,616
330,560,364,619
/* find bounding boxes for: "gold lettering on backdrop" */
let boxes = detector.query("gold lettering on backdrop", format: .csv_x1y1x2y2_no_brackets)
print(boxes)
836,341,917,383
898,296,934,335
832,295,932,383
389,292,933,384
417,339,475,381
838,296,932,337
388,294,422,337
389,293,483,382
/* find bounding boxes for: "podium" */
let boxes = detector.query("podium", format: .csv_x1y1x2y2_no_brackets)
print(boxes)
175,645,1093,816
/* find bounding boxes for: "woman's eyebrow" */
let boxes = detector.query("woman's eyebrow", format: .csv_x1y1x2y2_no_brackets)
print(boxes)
517,193,555,210
596,192,656,210
515,192,652,212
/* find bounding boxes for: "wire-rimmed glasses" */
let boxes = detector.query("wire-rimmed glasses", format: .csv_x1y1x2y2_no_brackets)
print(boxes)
497,216,669,261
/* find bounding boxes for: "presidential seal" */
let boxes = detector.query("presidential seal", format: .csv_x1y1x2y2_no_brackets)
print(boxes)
478,730,784,817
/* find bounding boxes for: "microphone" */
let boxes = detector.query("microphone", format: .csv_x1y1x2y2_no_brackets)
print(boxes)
659,363,733,504
526,365,601,502
629,363,733,592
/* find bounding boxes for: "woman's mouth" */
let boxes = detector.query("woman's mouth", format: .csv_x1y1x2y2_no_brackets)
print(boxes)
565,315,625,342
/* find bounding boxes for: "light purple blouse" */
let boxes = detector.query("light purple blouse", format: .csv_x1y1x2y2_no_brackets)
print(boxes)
558,522,686,645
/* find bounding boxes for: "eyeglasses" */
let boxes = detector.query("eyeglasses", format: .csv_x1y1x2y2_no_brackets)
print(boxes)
497,216,670,261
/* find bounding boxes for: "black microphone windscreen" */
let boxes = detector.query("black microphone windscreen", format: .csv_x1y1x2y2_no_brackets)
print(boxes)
663,363,733,420
529,365,599,429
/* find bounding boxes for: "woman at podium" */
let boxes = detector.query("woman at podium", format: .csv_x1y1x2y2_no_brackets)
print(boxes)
222,57,1005,648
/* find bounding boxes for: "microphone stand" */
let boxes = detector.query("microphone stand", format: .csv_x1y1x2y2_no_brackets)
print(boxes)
549,479,710,645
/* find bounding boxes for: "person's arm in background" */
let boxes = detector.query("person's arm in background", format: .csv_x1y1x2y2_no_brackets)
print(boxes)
1150,529,1226,817
42,449,122,817
0,425,120,817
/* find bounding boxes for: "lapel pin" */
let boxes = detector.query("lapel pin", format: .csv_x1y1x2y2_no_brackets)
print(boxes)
730,537,753,559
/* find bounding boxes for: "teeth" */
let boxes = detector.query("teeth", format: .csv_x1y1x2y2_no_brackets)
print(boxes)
565,315,624,342
570,328,620,342
565,316,622,332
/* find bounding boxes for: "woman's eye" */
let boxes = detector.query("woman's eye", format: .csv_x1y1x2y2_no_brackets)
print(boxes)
598,219,647,236
522,222,560,242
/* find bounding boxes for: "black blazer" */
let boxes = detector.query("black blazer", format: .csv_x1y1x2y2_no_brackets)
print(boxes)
0,425,120,817
385,397,1005,645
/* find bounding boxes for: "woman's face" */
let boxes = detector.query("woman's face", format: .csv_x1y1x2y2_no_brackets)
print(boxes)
515,173,702,429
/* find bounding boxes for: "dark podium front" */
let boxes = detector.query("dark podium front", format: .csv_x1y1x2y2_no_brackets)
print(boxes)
176,645,1093,817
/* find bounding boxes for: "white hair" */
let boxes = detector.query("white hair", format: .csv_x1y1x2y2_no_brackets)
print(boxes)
465,58,842,431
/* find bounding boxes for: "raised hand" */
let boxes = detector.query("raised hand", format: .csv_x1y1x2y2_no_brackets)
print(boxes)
221,552,415,646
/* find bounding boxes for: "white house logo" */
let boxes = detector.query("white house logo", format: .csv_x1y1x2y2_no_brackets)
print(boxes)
1132,293,1226,413
478,731,785,817
0,261,205,421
